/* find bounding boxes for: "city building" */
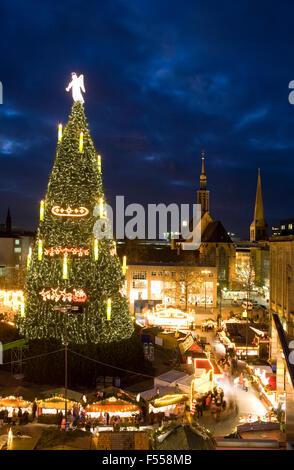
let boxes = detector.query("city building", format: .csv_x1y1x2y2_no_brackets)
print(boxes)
272,218,294,237
0,209,35,288
269,235,294,335
271,313,294,445
125,262,217,314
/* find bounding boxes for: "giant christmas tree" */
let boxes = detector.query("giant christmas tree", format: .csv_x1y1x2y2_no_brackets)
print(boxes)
18,100,134,345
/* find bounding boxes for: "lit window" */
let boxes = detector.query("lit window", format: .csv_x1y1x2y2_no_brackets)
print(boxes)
289,224,293,230
15,239,20,245
132,271,146,280
14,247,21,253
281,225,285,230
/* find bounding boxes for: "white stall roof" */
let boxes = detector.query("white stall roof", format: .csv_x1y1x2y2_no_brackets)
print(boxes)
155,370,187,384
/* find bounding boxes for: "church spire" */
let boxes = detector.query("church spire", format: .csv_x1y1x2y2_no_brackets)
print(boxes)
200,149,207,189
250,168,268,241
197,149,210,215
6,207,12,233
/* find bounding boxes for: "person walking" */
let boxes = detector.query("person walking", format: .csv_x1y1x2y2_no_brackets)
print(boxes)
32,401,37,421
205,394,211,409
210,399,218,421
243,377,249,392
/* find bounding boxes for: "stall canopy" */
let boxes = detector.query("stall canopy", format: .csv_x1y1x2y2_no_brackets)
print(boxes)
40,387,82,402
37,396,77,411
86,386,143,414
0,396,31,409
86,398,140,414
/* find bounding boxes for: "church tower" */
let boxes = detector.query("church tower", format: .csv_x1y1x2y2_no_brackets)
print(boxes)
5,207,12,234
197,150,210,216
250,168,268,242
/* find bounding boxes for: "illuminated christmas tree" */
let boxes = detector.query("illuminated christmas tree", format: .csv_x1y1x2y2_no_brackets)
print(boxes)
18,101,134,344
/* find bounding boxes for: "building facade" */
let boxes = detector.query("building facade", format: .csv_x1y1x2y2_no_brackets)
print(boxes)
0,210,35,288
269,235,294,335
125,262,217,314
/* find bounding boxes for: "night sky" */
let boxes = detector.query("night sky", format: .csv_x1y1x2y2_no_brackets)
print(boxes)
0,0,294,239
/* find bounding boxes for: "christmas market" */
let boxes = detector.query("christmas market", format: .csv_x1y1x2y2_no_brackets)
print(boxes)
0,7,294,454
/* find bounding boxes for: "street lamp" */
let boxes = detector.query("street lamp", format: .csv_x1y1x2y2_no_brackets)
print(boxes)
53,304,81,426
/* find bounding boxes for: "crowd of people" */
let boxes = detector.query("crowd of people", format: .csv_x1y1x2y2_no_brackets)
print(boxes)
193,386,227,421
0,408,30,426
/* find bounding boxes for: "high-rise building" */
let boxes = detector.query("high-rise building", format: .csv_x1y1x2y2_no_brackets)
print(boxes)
250,168,268,242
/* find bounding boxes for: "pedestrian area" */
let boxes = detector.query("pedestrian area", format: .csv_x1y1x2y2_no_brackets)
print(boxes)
198,375,268,437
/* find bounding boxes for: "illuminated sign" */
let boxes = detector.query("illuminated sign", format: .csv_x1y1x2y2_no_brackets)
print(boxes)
44,247,89,257
51,206,89,217
39,288,87,303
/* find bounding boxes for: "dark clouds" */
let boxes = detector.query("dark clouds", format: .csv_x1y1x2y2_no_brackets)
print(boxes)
0,0,293,237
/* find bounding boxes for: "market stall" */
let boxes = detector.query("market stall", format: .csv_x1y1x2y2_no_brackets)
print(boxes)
0,396,32,422
85,397,141,424
145,306,194,331
36,396,77,423
84,386,144,427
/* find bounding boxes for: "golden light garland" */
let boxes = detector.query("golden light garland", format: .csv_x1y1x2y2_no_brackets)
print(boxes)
51,206,89,217
44,247,90,257
39,288,87,303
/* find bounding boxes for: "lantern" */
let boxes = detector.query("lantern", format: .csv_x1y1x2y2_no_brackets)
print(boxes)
99,197,104,218
122,256,127,275
27,247,32,268
40,199,45,221
63,253,68,279
97,154,101,173
107,298,111,321
94,239,99,261
58,123,63,142
79,131,84,152
38,240,43,261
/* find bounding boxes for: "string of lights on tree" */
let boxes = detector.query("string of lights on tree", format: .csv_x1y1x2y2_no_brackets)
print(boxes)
17,101,134,344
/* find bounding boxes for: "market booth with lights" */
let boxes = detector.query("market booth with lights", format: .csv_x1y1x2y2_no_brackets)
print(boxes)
36,389,80,424
0,396,32,419
85,387,144,426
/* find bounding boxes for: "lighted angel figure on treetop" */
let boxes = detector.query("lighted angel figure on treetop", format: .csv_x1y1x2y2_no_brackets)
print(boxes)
66,72,85,103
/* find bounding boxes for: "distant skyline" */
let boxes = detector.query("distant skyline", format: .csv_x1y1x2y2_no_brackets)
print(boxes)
0,1,294,239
